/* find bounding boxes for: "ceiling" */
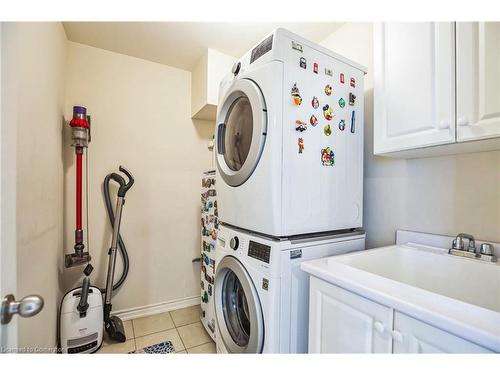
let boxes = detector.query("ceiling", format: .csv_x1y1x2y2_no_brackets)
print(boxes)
63,22,343,71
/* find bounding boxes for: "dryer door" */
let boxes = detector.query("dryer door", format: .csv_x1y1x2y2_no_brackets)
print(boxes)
214,256,264,353
215,78,267,187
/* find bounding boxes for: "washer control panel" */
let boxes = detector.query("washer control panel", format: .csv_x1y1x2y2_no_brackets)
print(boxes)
248,241,271,264
230,236,239,250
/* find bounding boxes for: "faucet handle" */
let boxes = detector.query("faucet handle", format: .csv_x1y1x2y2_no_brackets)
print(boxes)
479,243,494,256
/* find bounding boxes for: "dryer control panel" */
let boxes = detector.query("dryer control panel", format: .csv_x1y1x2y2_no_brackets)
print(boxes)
248,241,271,264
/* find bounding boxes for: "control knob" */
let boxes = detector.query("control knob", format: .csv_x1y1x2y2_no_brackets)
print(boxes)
230,236,239,251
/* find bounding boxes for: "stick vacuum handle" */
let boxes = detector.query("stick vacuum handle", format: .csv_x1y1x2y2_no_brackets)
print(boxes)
117,166,134,197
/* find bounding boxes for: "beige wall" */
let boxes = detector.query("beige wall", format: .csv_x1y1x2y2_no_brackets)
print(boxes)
321,23,500,248
63,42,213,312
2,22,67,349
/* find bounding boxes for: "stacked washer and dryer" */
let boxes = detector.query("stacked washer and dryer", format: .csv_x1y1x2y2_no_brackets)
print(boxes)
213,28,367,353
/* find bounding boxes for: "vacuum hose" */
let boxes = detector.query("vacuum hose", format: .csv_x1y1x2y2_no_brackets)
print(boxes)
102,173,130,291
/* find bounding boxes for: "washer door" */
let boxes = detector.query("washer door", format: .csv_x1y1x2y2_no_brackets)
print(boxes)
215,79,267,187
214,256,264,353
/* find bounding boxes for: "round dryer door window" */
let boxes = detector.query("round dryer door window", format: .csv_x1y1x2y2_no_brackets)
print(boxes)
215,79,267,187
215,256,264,353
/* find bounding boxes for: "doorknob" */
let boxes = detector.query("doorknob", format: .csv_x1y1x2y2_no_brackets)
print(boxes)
1,294,44,324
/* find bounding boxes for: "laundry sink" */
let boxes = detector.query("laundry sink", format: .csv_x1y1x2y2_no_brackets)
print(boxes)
301,240,500,351
328,244,500,313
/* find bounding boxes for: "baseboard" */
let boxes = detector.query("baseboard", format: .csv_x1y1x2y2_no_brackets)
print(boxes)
113,296,200,321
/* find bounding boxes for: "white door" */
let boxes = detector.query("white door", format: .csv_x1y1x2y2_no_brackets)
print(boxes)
374,22,455,154
392,312,492,353
215,78,267,187
308,278,393,353
0,21,18,350
457,22,500,141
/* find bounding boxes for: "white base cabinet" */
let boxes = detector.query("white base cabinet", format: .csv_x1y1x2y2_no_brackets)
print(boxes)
308,277,493,353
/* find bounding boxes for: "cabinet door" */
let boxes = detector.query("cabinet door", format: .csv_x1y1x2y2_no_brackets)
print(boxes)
457,22,500,141
374,23,455,154
393,312,492,353
308,277,393,353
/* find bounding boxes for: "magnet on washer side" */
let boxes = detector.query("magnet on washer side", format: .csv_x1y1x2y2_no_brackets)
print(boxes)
321,147,335,166
338,97,345,108
349,92,356,106
313,62,318,74
324,84,332,96
340,73,345,84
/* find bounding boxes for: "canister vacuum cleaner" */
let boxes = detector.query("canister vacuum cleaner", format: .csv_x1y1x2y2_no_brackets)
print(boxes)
59,106,134,353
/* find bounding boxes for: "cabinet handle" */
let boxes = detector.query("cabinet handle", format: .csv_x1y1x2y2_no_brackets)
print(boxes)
374,321,385,333
391,330,404,343
457,116,469,126
438,121,451,130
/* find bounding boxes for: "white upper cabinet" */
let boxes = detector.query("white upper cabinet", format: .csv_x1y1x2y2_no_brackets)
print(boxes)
457,22,500,141
374,23,456,154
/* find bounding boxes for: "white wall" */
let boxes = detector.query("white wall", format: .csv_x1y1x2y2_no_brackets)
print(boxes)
1,22,67,349
63,42,213,313
321,23,500,248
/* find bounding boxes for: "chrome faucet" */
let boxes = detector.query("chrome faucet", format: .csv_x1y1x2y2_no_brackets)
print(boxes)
449,233,497,263
452,233,476,253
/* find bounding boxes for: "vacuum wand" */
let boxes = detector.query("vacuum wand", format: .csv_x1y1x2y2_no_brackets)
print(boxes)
66,106,92,268
103,166,134,343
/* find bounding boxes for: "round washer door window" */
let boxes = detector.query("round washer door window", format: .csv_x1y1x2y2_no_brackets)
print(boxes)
215,79,267,187
214,256,264,353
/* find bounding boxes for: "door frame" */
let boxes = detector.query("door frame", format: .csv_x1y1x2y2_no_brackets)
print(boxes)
0,22,19,352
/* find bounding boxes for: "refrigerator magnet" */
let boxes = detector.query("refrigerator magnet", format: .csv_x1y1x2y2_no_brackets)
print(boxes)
310,115,318,127
291,83,302,105
298,138,304,154
324,124,332,136
338,97,345,108
321,147,335,166
323,104,333,121
295,120,307,132
339,119,346,131
311,96,320,109
324,84,332,96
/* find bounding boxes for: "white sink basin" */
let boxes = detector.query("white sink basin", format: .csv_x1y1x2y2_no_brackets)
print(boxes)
328,244,500,313
301,242,500,351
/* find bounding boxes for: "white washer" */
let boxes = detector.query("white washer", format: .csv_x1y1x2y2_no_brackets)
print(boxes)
214,224,365,353
215,28,367,237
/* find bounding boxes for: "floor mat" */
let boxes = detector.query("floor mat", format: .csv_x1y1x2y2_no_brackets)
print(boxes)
130,340,176,354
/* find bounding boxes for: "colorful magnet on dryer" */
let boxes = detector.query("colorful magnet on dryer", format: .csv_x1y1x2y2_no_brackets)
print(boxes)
323,104,333,121
313,63,318,74
310,115,318,127
340,73,345,84
311,96,320,109
300,57,307,69
324,84,332,96
339,119,346,131
295,120,307,132
291,83,302,105
350,110,356,133
349,93,356,106
324,124,332,136
325,68,333,76
350,77,356,88
321,147,335,166
338,98,345,108
298,138,304,154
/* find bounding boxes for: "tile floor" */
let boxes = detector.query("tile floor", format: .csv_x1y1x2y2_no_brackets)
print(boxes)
98,305,216,354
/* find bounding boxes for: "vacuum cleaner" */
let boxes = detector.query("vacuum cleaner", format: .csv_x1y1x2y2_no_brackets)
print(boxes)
59,106,134,353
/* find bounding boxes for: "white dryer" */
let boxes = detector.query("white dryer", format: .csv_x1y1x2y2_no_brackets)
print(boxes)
214,224,365,353
215,28,367,237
